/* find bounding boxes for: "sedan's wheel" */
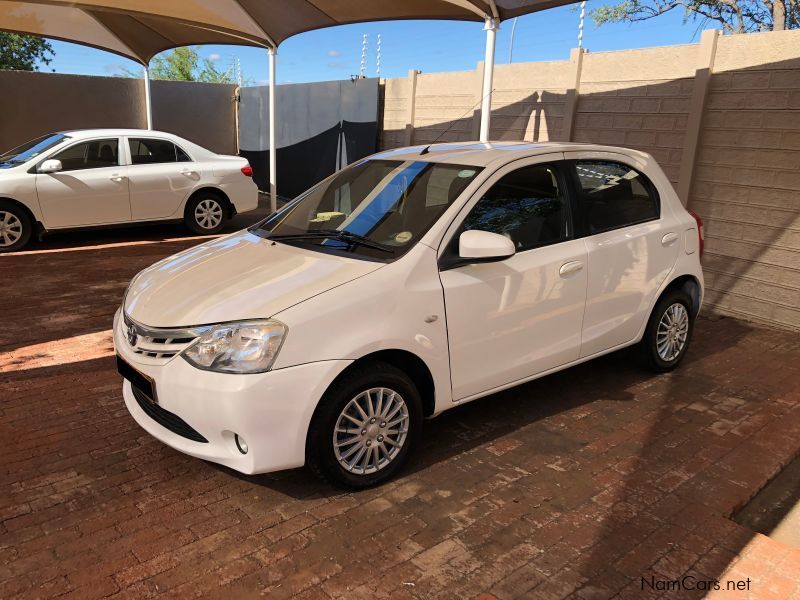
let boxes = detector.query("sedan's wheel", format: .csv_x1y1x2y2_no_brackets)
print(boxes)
636,289,694,373
307,362,422,489
0,203,32,253
185,194,226,234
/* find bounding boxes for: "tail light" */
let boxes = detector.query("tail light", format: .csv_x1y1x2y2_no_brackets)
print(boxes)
689,210,704,257
241,165,253,177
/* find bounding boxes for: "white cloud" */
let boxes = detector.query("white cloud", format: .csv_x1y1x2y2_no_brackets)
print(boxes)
208,53,221,61
327,50,341,57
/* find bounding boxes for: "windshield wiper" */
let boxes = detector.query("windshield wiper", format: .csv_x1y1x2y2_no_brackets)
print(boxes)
268,228,394,253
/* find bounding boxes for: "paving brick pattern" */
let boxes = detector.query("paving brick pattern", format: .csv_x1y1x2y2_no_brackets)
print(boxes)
1,229,799,599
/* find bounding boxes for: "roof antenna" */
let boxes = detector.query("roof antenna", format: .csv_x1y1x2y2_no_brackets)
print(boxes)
419,88,495,155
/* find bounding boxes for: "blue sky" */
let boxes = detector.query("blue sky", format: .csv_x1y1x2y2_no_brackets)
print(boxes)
46,3,715,84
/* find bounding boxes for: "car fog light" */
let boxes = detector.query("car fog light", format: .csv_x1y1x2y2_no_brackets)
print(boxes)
235,434,248,454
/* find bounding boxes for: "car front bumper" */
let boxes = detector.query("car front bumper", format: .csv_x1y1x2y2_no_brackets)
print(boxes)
113,310,351,474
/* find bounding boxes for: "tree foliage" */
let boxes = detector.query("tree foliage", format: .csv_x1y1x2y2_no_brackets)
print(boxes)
0,33,55,71
147,46,238,83
592,0,799,33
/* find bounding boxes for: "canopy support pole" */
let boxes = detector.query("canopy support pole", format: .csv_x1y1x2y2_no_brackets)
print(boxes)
268,47,277,214
479,17,499,143
143,64,153,130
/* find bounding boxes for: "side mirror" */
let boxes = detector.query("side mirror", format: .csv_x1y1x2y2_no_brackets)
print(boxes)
38,159,62,174
458,230,516,262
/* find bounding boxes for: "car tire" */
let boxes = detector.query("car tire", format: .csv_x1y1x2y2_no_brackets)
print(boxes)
636,288,694,373
0,201,33,253
306,362,423,490
184,193,227,234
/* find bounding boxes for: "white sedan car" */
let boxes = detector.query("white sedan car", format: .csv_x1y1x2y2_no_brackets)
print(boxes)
0,128,258,252
115,141,704,489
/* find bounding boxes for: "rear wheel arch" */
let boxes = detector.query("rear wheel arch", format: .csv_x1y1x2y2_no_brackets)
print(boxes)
660,274,702,317
184,187,235,219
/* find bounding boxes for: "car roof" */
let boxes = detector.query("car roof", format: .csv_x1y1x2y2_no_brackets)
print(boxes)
58,128,181,139
371,141,652,168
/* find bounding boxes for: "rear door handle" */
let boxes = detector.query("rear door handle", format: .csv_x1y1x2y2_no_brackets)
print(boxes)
559,261,584,278
109,174,126,182
180,169,196,176
662,232,679,246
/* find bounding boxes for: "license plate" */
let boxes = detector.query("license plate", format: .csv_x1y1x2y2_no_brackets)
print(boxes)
116,355,157,404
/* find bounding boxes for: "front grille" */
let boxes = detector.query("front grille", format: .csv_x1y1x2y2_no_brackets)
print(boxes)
121,313,207,362
131,385,208,443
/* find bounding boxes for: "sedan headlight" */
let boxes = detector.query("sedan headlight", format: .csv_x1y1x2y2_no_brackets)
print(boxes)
182,320,287,374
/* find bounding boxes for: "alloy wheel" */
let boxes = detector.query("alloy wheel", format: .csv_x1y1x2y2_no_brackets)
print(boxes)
656,302,689,361
333,387,410,475
194,199,223,230
0,211,23,248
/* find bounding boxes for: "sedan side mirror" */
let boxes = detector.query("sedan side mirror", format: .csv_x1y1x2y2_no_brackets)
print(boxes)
458,230,516,262
38,159,62,174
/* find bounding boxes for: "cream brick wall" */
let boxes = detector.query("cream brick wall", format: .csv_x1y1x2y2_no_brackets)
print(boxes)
573,76,692,184
691,31,800,331
378,30,800,331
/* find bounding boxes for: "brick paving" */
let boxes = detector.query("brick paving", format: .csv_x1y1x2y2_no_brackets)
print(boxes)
1,220,799,599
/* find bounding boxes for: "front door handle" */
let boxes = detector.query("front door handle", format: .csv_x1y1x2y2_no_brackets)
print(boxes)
180,169,196,176
661,232,679,246
109,174,126,182
559,261,584,278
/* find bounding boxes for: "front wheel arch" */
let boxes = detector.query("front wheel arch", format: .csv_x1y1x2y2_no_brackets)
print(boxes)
313,349,436,420
0,198,38,251
0,197,41,231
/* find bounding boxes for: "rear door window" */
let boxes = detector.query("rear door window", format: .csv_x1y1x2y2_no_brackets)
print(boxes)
128,138,186,165
573,161,659,234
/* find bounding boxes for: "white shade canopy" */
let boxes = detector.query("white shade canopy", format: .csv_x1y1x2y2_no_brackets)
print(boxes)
0,0,269,64
0,0,583,211
0,0,579,63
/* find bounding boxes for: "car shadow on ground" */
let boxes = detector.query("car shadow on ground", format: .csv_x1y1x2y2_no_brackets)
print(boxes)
217,316,748,501
8,193,278,254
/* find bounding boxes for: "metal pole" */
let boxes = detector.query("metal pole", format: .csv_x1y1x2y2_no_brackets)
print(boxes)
578,1,586,48
479,18,499,143
508,17,518,63
268,47,277,214
143,65,153,130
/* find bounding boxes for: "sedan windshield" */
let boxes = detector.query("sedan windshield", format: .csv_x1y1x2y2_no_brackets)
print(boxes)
253,159,482,261
0,133,68,167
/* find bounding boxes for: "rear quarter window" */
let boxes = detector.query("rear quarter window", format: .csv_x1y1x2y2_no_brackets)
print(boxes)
574,160,660,234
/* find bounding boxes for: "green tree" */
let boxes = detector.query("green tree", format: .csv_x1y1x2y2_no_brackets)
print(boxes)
0,33,54,71
592,0,799,34
143,46,239,83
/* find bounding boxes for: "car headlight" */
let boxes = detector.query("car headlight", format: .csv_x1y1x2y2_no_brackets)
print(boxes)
182,320,287,374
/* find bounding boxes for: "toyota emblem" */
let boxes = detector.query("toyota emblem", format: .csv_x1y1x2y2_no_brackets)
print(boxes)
127,323,138,347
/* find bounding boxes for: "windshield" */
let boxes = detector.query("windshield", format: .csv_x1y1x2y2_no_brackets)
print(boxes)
253,159,482,261
0,134,69,167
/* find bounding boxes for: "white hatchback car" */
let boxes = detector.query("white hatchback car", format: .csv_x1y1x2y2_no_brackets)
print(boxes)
115,142,704,489
0,128,258,252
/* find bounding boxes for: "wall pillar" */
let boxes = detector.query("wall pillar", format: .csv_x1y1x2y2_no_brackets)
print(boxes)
403,69,419,146
561,47,585,142
677,29,720,206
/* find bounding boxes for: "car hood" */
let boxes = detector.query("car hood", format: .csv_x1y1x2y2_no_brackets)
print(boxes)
124,230,384,327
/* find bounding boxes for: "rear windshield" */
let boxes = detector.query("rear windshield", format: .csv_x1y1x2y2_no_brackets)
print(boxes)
253,159,482,261
0,134,68,167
